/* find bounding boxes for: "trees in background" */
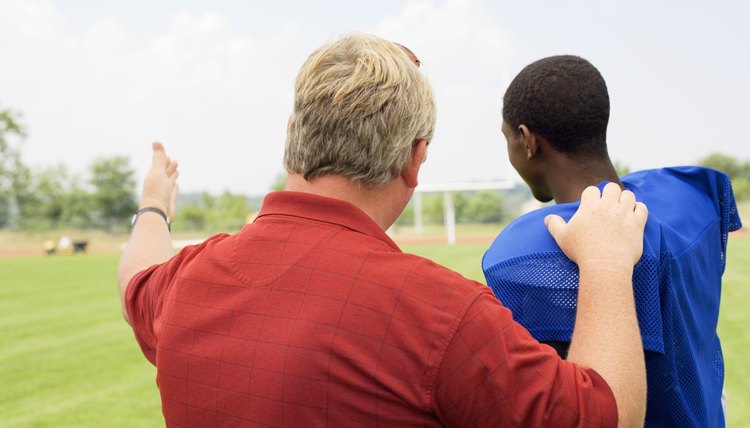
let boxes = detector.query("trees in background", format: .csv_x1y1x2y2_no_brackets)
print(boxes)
455,190,506,224
394,190,509,227
614,161,631,177
90,156,138,231
270,173,287,192
4,158,138,232
699,153,750,200
14,165,69,230
3,103,747,234
171,191,255,234
1,107,139,232
0,104,254,234
0,109,26,228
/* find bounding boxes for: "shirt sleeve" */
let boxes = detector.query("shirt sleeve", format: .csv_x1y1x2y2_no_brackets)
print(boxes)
125,234,227,364
432,290,618,428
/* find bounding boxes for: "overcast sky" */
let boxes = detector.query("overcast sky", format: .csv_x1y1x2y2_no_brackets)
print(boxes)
1,0,748,195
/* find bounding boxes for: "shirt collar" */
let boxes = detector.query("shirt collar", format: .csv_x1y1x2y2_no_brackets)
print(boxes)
255,191,401,252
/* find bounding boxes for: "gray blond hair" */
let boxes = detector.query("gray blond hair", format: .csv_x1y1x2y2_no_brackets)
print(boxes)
284,34,436,186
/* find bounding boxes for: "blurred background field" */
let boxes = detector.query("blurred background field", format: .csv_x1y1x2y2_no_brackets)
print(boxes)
0,178,747,427
2,2,749,425
1,232,748,427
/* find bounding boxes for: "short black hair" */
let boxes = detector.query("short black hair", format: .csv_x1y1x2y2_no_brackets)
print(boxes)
503,55,610,159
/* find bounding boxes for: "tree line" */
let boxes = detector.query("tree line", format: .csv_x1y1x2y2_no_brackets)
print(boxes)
1,108,138,231
1,106,747,233
1,108,259,233
697,153,750,201
0,110,138,231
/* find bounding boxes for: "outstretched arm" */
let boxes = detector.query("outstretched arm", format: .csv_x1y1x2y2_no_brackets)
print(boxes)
117,142,179,325
546,183,648,428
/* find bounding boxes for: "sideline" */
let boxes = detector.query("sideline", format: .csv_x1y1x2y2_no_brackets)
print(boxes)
2,229,745,258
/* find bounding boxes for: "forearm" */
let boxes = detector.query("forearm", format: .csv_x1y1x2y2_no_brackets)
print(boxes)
117,211,173,324
567,262,646,427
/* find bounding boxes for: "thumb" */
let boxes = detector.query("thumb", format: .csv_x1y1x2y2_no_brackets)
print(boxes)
544,214,567,243
151,141,167,167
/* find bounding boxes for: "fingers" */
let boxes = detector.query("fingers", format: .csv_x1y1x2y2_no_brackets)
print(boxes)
544,214,567,242
619,189,636,208
588,183,639,215
634,202,648,227
580,185,601,203
600,182,621,200
151,142,179,177
167,158,179,177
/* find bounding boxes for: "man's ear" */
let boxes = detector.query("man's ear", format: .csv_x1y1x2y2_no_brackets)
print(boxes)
519,124,540,160
401,139,428,188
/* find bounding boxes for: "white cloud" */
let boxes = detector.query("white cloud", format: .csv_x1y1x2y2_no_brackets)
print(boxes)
0,0,517,196
0,0,64,40
0,0,305,194
374,0,516,184
377,0,511,76
3,0,749,197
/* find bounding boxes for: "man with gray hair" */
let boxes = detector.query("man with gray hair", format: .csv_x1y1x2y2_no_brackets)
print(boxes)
119,34,648,427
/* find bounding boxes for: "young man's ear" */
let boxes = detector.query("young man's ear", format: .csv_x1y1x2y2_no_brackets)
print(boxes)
402,139,428,188
519,124,540,160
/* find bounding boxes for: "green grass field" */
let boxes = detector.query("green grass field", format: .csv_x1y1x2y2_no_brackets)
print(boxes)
1,236,748,427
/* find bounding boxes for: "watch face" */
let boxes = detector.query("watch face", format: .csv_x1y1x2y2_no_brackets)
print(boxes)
131,213,138,226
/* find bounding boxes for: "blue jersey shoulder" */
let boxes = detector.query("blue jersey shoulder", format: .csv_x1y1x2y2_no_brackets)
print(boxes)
484,166,741,271
481,202,578,271
482,166,741,426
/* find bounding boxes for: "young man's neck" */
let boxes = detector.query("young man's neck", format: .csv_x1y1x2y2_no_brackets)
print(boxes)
549,158,623,204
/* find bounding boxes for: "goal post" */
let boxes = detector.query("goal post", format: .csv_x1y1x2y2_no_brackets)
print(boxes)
412,181,515,244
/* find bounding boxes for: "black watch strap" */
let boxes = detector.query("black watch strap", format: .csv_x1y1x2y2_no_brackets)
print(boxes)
132,207,171,231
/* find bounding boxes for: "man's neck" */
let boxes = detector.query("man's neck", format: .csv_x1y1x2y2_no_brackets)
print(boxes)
284,174,408,230
549,158,623,204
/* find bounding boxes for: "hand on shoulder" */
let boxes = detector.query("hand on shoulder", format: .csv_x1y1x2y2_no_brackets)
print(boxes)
545,183,648,268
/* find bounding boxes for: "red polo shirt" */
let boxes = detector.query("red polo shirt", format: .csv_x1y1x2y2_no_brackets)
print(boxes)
126,191,617,427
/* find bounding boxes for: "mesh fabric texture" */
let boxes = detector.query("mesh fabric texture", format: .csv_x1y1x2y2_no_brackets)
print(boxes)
483,166,742,427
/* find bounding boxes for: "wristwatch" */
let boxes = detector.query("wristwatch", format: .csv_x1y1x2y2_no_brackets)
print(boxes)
132,207,171,231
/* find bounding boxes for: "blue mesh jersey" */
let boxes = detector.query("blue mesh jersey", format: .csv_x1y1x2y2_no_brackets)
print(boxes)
482,166,742,427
